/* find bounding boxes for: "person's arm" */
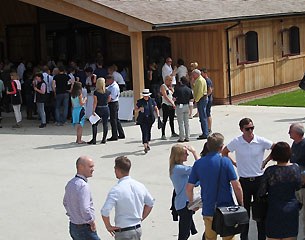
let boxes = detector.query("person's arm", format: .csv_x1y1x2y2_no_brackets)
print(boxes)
101,215,120,236
92,95,97,115
186,183,195,203
142,205,153,221
107,94,111,103
222,146,236,167
34,83,46,94
231,180,243,206
52,79,56,96
79,185,96,231
185,145,200,160
78,94,86,106
154,105,160,117
261,143,275,169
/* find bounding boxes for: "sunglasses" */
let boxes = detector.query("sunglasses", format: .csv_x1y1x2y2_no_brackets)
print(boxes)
244,126,255,131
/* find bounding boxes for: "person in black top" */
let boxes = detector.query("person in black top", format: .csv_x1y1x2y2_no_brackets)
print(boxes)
148,62,162,109
88,78,111,144
53,66,71,125
173,76,194,142
33,73,47,128
135,89,160,153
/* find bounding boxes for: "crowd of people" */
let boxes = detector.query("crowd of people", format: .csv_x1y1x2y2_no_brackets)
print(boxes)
62,118,305,240
0,58,128,131
3,56,305,240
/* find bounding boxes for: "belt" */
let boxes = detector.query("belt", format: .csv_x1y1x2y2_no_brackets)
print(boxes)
96,105,108,108
71,222,90,228
240,176,262,182
115,224,141,232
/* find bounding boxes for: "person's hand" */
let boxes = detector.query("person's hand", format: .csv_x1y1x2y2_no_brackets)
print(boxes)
261,159,268,170
90,221,97,232
185,145,196,153
139,107,144,112
92,112,96,116
106,225,121,236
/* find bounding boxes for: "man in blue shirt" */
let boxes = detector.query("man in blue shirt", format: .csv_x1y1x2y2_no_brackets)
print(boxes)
63,156,100,240
186,133,243,240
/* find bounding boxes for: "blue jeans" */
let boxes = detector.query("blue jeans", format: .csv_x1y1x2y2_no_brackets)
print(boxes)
197,97,208,136
37,102,46,124
69,222,100,240
55,93,69,124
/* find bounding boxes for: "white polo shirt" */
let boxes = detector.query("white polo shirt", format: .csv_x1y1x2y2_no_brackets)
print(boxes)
227,134,273,178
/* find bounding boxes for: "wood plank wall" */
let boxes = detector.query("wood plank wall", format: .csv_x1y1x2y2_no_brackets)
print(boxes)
228,17,305,98
143,25,225,99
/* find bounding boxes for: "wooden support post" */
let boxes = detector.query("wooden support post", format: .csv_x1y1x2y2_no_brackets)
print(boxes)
130,32,144,119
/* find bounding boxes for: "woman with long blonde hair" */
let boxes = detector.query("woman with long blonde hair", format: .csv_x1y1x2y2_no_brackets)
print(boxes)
87,77,111,144
169,144,199,240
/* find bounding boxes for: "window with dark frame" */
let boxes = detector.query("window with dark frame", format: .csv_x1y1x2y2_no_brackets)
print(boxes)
236,31,259,65
281,26,300,57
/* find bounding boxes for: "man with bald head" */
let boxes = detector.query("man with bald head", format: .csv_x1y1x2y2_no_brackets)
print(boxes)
63,156,100,240
289,123,305,236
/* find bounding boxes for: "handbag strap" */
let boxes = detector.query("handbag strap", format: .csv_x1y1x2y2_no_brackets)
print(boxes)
215,156,223,208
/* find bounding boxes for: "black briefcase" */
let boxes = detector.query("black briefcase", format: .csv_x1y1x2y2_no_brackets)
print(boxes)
212,205,249,237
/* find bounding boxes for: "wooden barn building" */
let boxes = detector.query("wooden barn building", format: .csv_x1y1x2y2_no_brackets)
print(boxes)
1,0,305,104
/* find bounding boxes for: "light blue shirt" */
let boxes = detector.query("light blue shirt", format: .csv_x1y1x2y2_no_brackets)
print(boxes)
101,176,154,228
63,174,95,224
106,81,120,102
170,164,192,210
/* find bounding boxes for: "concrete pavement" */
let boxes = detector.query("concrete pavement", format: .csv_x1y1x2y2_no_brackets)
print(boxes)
0,105,305,240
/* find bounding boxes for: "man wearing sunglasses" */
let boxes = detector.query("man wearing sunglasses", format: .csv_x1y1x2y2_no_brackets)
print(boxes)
222,117,274,240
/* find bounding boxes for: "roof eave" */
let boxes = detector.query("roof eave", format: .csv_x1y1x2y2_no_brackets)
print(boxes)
151,12,305,30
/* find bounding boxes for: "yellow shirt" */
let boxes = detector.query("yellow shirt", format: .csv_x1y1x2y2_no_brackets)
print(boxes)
193,75,207,102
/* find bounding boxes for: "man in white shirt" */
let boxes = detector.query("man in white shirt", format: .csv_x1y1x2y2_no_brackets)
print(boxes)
162,57,177,86
222,118,274,240
101,156,154,240
17,59,26,83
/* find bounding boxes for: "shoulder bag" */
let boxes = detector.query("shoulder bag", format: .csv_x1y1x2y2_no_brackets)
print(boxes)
212,157,249,237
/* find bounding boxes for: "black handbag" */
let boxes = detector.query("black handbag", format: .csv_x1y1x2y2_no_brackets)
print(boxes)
157,116,163,129
212,157,249,237
251,195,268,222
212,206,249,237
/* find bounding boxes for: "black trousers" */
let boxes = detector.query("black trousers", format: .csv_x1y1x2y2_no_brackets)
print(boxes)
161,103,176,136
139,117,153,144
108,101,125,139
239,176,266,240
91,106,109,142
176,205,197,240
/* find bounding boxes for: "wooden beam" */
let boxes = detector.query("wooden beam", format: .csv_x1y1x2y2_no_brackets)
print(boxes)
130,32,145,111
19,0,130,36
64,0,152,32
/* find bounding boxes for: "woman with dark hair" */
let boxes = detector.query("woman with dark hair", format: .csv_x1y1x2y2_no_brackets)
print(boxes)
33,72,47,128
259,141,302,240
71,82,86,144
169,144,199,240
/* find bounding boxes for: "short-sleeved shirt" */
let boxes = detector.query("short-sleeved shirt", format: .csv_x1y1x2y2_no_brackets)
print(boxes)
53,74,70,94
227,134,273,177
188,152,237,216
94,90,111,106
101,176,154,228
173,84,193,104
107,81,120,102
170,164,192,210
205,77,213,101
291,138,305,167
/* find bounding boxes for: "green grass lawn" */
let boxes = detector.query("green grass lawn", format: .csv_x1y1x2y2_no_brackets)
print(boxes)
239,89,305,107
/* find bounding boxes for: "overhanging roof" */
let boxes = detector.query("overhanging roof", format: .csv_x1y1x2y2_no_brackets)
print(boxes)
91,0,305,29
